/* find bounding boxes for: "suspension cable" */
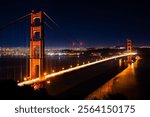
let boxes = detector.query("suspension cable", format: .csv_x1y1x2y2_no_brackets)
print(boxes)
44,21,53,31
44,11,79,52
43,12,61,29
0,13,31,31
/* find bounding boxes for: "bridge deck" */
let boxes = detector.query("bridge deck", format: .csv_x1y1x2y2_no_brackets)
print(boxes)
18,52,137,87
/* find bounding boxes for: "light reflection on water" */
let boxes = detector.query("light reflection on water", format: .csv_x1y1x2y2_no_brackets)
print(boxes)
119,59,122,67
86,57,140,100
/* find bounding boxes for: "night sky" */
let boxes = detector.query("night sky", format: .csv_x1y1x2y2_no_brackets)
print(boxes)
0,0,150,48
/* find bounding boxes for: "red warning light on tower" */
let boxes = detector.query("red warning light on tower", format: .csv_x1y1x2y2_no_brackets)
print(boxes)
79,42,84,46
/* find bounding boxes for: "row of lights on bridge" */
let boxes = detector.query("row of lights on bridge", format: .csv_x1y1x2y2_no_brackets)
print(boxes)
22,55,125,82
22,59,98,81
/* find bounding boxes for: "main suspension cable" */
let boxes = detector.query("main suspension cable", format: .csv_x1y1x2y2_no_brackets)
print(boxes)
43,12,60,29
0,13,31,31
44,21,53,31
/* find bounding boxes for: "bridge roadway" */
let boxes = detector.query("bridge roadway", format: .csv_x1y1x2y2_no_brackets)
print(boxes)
18,52,137,87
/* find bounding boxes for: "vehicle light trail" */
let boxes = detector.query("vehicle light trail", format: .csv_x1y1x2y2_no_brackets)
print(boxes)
18,52,137,87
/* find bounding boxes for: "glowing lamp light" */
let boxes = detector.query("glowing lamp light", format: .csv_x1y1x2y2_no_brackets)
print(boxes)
46,80,51,84
44,72,47,76
24,77,27,81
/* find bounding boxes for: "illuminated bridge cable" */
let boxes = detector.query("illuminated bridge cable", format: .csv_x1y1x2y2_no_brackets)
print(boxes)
43,12,60,29
44,22,53,30
44,12,70,36
44,12,78,48
43,13,74,50
0,13,31,31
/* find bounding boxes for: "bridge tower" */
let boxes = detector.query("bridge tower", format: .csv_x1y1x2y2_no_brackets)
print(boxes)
30,10,44,80
127,39,132,62
127,39,132,53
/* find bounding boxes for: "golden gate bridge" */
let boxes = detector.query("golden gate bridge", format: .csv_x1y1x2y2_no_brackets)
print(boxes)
0,11,137,89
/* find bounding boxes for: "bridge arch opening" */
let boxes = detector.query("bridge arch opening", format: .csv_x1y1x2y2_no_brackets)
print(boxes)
33,18,41,27
34,31,40,41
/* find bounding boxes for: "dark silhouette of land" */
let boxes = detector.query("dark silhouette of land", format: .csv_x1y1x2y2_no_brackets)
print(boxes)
0,80,54,99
